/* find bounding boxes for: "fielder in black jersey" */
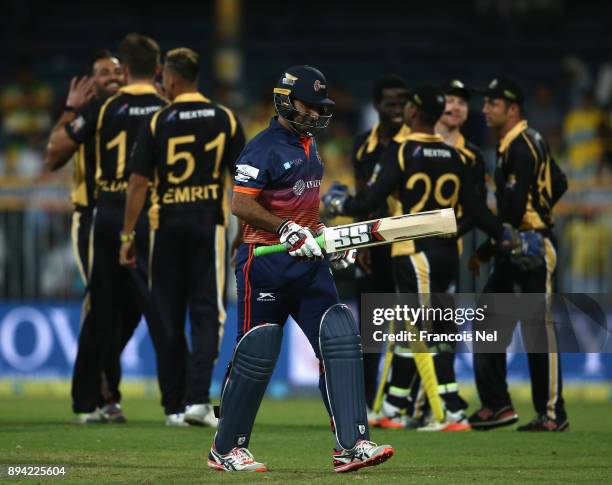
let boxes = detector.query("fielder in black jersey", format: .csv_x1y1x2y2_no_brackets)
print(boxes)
351,75,410,415
469,77,569,432
45,51,132,422
120,48,245,426
324,86,508,430
47,34,167,421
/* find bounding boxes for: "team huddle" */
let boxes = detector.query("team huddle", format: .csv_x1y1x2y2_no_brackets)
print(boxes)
44,32,568,474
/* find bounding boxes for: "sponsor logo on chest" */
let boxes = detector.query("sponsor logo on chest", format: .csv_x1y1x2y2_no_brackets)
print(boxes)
292,179,321,196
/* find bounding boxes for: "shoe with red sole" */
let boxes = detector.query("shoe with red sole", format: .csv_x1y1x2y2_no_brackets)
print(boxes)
469,406,518,430
333,440,394,473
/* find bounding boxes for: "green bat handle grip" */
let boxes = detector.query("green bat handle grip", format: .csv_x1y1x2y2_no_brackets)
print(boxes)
253,234,325,256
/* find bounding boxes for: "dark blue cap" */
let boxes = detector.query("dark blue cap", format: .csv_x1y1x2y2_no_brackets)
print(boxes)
274,65,335,106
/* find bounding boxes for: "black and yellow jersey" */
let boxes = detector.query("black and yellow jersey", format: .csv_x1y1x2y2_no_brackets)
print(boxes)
351,123,411,219
66,84,167,201
69,100,99,208
130,92,245,225
495,120,567,231
344,132,503,256
452,133,487,235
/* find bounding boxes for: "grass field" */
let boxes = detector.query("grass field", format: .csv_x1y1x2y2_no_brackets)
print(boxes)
1,396,611,484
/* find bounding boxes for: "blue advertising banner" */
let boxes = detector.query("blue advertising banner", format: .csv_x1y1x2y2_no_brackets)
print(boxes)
0,303,611,394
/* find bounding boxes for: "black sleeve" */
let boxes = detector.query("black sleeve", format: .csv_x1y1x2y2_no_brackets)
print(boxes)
65,100,101,144
351,135,369,190
499,140,535,228
549,156,568,206
223,117,246,176
458,156,503,240
129,118,156,180
457,148,488,236
344,144,401,217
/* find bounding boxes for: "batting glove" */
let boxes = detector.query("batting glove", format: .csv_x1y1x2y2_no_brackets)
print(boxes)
329,249,357,270
322,182,350,216
278,220,322,258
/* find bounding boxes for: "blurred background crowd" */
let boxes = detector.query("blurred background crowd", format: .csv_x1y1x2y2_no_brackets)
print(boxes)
1,0,611,299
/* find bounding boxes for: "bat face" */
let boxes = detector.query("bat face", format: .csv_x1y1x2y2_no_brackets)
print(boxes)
323,208,457,253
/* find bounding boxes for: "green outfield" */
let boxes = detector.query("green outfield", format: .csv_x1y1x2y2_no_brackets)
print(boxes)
1,396,611,484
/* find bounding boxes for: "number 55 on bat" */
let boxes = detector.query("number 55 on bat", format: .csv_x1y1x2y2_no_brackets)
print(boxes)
254,208,457,257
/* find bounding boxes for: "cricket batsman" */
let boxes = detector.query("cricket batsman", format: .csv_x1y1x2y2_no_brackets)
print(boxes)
207,65,394,473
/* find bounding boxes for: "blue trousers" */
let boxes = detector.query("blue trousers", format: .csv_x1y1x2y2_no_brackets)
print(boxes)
235,243,340,413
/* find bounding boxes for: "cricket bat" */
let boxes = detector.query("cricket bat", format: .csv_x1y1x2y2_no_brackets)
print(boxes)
253,208,457,257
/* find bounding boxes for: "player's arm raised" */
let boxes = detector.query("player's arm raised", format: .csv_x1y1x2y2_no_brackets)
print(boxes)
44,76,95,171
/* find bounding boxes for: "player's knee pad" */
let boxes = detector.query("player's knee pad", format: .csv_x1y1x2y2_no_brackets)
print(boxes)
215,323,282,454
319,304,369,450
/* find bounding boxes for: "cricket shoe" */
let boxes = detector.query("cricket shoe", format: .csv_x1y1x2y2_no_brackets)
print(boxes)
378,401,407,429
469,405,518,430
74,408,107,424
333,440,394,473
367,407,383,427
184,403,218,428
417,409,471,432
165,413,189,427
100,402,126,423
517,415,569,432
208,446,267,472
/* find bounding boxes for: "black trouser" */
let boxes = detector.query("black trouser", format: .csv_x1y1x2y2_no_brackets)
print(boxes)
473,237,566,421
150,212,226,414
386,244,467,415
71,201,156,413
71,206,130,406
356,244,395,409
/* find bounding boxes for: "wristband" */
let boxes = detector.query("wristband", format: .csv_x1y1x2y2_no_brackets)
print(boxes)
276,219,291,235
119,231,135,242
64,105,76,113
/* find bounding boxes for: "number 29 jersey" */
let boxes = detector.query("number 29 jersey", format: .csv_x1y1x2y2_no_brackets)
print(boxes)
344,132,503,256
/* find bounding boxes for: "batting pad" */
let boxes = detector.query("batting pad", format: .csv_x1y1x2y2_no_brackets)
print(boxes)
319,304,369,450
215,324,283,454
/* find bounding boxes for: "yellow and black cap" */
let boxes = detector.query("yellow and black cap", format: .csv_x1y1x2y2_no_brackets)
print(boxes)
442,79,471,101
409,85,446,120
273,65,334,130
479,76,524,105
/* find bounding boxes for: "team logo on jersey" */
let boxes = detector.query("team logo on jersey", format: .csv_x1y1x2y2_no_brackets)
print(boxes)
235,164,260,183
283,158,305,170
116,103,130,115
293,179,306,196
257,292,275,302
313,79,326,92
167,109,179,121
70,116,85,133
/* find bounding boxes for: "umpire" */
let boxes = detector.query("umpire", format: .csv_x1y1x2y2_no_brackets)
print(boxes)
469,77,569,432
120,48,245,426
